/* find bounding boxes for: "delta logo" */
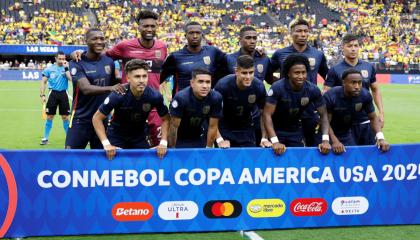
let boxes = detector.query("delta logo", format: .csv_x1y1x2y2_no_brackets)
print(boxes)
203,200,242,218
158,201,198,220
112,202,153,221
290,198,328,216
247,199,286,218
332,196,369,216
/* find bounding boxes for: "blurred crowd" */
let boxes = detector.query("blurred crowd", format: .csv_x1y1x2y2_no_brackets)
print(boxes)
0,0,418,69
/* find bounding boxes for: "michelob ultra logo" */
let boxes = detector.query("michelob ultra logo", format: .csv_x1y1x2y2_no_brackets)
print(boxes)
247,199,286,218
112,202,153,221
158,201,198,220
203,200,242,218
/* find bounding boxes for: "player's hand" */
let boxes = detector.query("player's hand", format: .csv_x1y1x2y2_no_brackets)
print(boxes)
318,140,331,154
332,140,346,154
156,144,168,159
272,142,286,155
70,50,83,62
255,46,266,56
63,61,69,68
260,138,272,148
218,140,230,149
104,145,117,160
379,112,385,128
111,83,126,95
376,139,390,152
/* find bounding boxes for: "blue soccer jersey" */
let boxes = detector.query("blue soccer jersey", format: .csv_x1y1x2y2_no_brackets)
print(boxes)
225,50,272,82
169,87,223,140
266,79,325,132
42,64,69,91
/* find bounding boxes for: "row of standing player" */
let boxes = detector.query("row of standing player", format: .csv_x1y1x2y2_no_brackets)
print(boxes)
39,10,389,158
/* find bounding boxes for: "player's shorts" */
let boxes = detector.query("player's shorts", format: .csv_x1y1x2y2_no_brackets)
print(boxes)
275,129,304,147
46,90,70,116
65,119,102,149
147,109,162,147
351,121,375,145
107,126,150,149
301,109,320,147
176,137,206,148
220,127,255,147
336,131,356,146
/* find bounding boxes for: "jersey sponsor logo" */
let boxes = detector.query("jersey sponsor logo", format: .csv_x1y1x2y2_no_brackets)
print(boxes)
143,103,151,112
267,89,274,96
257,64,264,73
248,94,256,104
203,56,211,65
202,105,210,114
71,68,77,76
158,201,198,220
247,199,286,218
104,65,111,75
171,100,178,108
203,200,242,218
308,57,316,70
104,97,110,105
155,50,162,59
332,196,369,215
361,70,369,78
50,72,56,79
112,202,153,221
290,198,328,216
355,103,362,112
301,97,309,106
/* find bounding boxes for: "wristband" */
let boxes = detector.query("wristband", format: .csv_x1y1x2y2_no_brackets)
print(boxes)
322,134,330,142
101,139,111,147
216,137,224,144
376,132,385,140
159,139,168,147
261,138,269,143
270,136,279,143
64,67,69,72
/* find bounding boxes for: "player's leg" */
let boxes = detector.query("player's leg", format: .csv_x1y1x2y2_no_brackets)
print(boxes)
352,122,375,145
301,116,319,147
41,91,58,145
65,120,90,149
58,91,70,133
147,109,162,147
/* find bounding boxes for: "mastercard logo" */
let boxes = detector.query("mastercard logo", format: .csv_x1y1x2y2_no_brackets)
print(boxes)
203,200,242,218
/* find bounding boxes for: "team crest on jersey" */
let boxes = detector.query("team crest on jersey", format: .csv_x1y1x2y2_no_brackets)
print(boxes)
202,105,210,114
171,100,178,108
155,50,162,58
104,97,110,105
301,97,309,106
104,65,111,75
248,94,256,104
71,68,77,76
50,72,56,79
355,103,362,112
361,70,369,78
142,103,151,112
308,58,316,70
203,56,211,65
257,64,264,73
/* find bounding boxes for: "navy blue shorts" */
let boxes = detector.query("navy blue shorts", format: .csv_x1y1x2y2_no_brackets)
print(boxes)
65,119,102,149
176,138,206,148
352,122,375,145
336,132,356,146
220,128,255,147
301,116,320,147
107,126,150,149
276,129,304,147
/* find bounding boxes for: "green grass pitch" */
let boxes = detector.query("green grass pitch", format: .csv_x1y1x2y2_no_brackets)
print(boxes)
0,81,419,240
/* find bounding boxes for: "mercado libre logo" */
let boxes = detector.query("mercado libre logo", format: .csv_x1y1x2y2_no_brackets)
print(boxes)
247,199,286,218
112,202,153,222
0,154,18,238
203,200,242,218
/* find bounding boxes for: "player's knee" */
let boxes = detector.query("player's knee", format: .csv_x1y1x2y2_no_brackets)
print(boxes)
47,115,54,120
61,115,69,120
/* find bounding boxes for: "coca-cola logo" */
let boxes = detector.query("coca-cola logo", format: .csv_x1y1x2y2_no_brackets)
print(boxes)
290,198,328,216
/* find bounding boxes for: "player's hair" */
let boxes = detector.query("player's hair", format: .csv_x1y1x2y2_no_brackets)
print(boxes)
184,21,201,33
136,10,159,23
289,18,309,31
85,28,102,40
55,51,65,57
236,55,254,69
282,53,310,78
239,26,256,38
192,67,211,79
342,68,362,80
124,59,150,74
342,33,360,44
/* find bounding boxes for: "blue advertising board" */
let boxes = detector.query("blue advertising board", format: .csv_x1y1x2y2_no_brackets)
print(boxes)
0,145,419,238
0,45,87,55
0,70,42,80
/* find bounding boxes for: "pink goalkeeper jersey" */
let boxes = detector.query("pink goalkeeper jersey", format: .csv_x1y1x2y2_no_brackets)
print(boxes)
106,38,167,90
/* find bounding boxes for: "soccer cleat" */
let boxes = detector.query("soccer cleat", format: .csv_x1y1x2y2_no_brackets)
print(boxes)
40,138,49,145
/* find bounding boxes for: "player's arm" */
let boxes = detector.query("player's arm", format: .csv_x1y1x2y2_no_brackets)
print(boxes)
262,103,286,155
370,82,384,128
270,52,281,83
168,116,181,148
206,117,219,148
259,112,271,147
318,54,329,81
322,69,337,94
368,111,390,152
156,114,170,158
216,129,230,148
316,105,332,154
40,76,48,103
160,54,176,85
92,110,118,160
77,78,125,95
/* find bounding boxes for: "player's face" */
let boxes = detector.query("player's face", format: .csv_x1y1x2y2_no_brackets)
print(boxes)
55,54,66,66
291,24,309,46
128,68,149,93
343,73,362,97
139,18,157,41
86,31,105,54
191,74,211,98
186,25,202,48
342,40,360,60
287,64,307,89
236,67,254,88
240,31,257,52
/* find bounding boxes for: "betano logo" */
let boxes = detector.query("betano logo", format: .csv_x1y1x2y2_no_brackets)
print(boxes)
247,199,286,218
203,200,242,218
290,198,328,216
332,196,369,215
158,201,198,220
112,202,153,221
